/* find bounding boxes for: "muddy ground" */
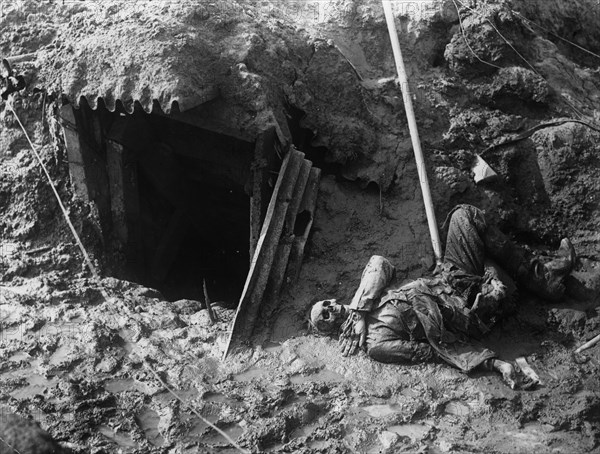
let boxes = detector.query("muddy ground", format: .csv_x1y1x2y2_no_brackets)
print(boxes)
1,1,600,453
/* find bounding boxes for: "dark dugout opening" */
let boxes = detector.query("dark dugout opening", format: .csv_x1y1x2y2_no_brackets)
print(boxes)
71,99,255,304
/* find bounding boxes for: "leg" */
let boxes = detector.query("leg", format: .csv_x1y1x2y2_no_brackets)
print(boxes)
443,205,487,276
481,224,526,274
349,256,395,312
444,205,576,301
481,358,517,389
484,226,576,301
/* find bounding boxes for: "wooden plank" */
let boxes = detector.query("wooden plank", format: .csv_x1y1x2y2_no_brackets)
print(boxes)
106,140,145,279
224,149,304,357
76,104,112,237
106,140,128,244
285,167,321,284
249,127,276,261
59,105,90,202
260,158,312,321
243,149,304,334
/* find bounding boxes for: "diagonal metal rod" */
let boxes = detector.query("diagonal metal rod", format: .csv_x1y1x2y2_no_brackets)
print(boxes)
382,0,443,264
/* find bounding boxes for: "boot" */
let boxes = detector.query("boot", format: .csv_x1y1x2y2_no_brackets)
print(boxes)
1,59,25,100
1,58,12,78
516,238,576,301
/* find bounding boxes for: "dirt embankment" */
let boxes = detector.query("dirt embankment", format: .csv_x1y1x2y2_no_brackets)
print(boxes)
0,1,599,453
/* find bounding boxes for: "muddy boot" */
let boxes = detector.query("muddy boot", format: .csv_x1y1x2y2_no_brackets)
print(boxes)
1,59,26,100
516,238,576,301
1,58,12,78
1,75,25,100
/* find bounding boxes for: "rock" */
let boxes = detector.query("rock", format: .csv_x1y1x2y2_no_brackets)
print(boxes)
434,166,472,196
548,308,587,334
378,430,400,451
188,311,215,326
566,269,600,302
171,298,201,315
476,66,549,107
131,286,163,300
444,6,531,77
438,439,456,453
95,356,119,374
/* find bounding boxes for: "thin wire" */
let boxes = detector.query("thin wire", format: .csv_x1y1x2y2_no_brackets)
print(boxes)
560,97,585,120
454,0,599,125
451,0,502,70
6,100,110,301
0,435,23,454
455,0,540,76
511,9,600,62
6,98,248,454
480,118,600,158
144,358,250,454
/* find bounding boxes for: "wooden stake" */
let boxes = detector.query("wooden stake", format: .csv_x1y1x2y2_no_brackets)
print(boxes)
203,278,217,325
382,0,443,264
575,334,600,354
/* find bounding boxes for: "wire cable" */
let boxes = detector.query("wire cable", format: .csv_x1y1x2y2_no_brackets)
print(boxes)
453,1,600,127
455,0,540,76
451,0,502,70
145,358,250,454
510,8,600,62
480,118,600,158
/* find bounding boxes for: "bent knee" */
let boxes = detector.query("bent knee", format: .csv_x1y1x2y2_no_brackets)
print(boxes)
450,204,487,232
364,255,395,277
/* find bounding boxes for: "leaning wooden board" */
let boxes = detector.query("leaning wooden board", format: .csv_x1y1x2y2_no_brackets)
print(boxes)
224,148,304,357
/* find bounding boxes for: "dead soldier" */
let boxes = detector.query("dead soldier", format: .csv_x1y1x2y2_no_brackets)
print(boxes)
309,204,576,389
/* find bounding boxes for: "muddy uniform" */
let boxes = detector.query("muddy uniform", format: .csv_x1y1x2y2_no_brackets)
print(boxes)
349,205,520,372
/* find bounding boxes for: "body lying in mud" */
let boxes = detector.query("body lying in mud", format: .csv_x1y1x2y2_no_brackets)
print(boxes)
310,204,577,389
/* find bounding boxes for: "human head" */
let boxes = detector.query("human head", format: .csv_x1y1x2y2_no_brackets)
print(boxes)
309,299,347,334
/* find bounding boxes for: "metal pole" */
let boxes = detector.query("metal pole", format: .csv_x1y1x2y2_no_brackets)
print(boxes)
382,0,443,264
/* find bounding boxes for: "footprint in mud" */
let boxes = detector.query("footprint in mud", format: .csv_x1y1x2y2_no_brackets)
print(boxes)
232,367,269,382
98,425,138,450
289,368,345,385
9,374,59,400
103,377,136,393
136,406,165,447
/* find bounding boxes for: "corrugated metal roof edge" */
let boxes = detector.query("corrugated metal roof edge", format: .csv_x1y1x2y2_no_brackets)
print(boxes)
63,85,220,115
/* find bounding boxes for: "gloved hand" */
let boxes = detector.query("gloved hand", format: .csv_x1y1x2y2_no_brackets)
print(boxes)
472,276,507,314
339,311,367,357
481,276,507,300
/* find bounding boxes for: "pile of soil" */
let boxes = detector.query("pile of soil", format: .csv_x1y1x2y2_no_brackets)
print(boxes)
0,0,599,453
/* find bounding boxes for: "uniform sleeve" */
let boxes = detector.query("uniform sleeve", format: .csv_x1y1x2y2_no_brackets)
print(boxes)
367,337,434,364
349,256,395,312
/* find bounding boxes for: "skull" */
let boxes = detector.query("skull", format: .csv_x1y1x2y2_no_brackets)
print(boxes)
310,299,346,333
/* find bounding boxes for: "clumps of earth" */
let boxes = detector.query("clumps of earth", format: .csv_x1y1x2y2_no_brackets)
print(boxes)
0,0,600,453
